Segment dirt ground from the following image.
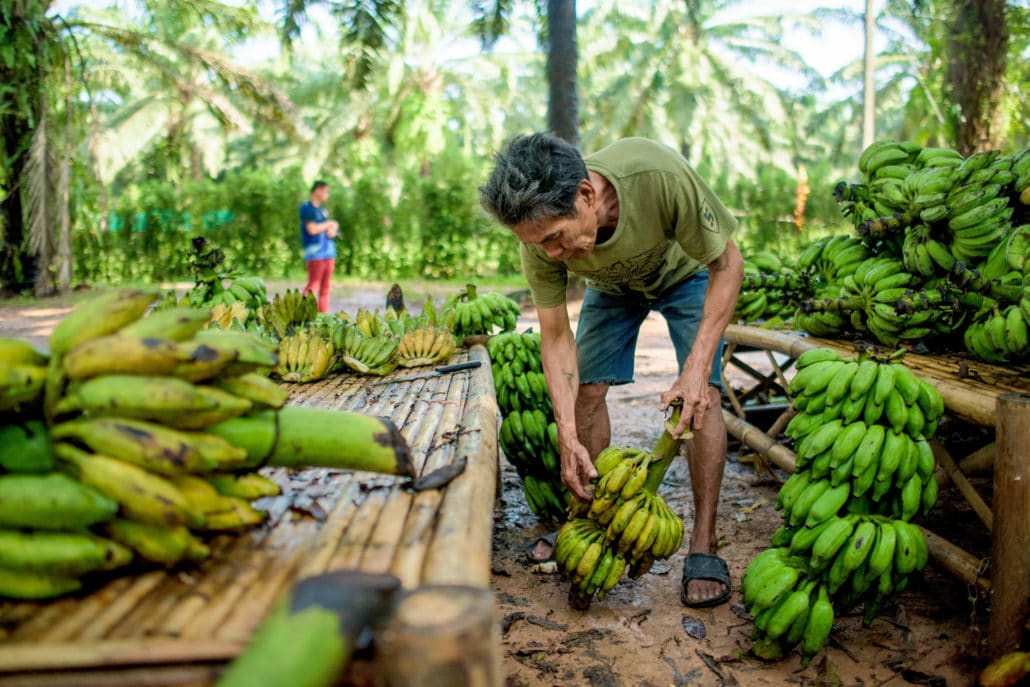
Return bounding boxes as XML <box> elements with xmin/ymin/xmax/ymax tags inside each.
<box><xmin>0</xmin><ymin>284</ymin><xmax>992</xmax><ymax>687</ymax></box>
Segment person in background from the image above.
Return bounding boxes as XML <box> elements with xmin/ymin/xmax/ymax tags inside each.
<box><xmin>300</xmin><ymin>180</ymin><xmax>338</xmax><ymax>313</ymax></box>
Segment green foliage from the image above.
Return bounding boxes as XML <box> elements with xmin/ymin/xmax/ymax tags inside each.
<box><xmin>72</xmin><ymin>159</ymin><xmax>523</xmax><ymax>285</ymax></box>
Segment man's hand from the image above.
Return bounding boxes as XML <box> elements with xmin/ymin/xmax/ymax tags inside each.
<box><xmin>559</xmin><ymin>433</ymin><xmax>597</xmax><ymax>501</ymax></box>
<box><xmin>327</xmin><ymin>221</ymin><xmax>339</xmax><ymax>238</ymax></box>
<box><xmin>660</xmin><ymin>365</ymin><xmax>711</xmax><ymax>437</ymax></box>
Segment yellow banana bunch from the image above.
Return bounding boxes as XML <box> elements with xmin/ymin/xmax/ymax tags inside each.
<box><xmin>208</xmin><ymin>301</ymin><xmax>250</xmax><ymax>330</ymax></box>
<box><xmin>396</xmin><ymin>324</ymin><xmax>456</xmax><ymax>367</ymax></box>
<box><xmin>273</xmin><ymin>329</ymin><xmax>336</xmax><ymax>383</ymax></box>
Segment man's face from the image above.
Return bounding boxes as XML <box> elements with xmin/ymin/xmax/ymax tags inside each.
<box><xmin>314</xmin><ymin>186</ymin><xmax>330</xmax><ymax>204</ymax></box>
<box><xmin>511</xmin><ymin>183</ymin><xmax>598</xmax><ymax>261</ymax></box>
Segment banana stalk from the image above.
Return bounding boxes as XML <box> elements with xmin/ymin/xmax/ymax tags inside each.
<box><xmin>643</xmin><ymin>405</ymin><xmax>685</xmax><ymax>494</ymax></box>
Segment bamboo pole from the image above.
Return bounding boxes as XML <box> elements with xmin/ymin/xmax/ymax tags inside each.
<box><xmin>958</xmin><ymin>442</ymin><xmax>995</xmax><ymax>475</ymax></box>
<box><xmin>930</xmin><ymin>439</ymin><xmax>993</xmax><ymax>530</ymax></box>
<box><xmin>360</xmin><ymin>490</ymin><xmax>414</xmax><ymax>575</ymax></box>
<box><xmin>987</xmin><ymin>393</ymin><xmax>1030</xmax><ymax>656</ymax></box>
<box><xmin>296</xmin><ymin>478</ymin><xmax>361</xmax><ymax>578</ymax></box>
<box><xmin>421</xmin><ymin>346</ymin><xmax>498</xmax><ymax>588</ymax></box>
<box><xmin>918</xmin><ymin>527</ymin><xmax>990</xmax><ymax>593</ymax></box>
<box><xmin>0</xmin><ymin>638</ymin><xmax>242</xmax><ymax>673</ymax></box>
<box><xmin>721</xmin><ymin>408</ymin><xmax>797</xmax><ymax>473</ymax></box>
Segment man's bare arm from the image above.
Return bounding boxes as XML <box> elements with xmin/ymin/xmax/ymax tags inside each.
<box><xmin>538</xmin><ymin>303</ymin><xmax>596</xmax><ymax>500</ymax></box>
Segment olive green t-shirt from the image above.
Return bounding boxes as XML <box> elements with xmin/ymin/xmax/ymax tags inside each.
<box><xmin>520</xmin><ymin>138</ymin><xmax>737</xmax><ymax>308</ymax></box>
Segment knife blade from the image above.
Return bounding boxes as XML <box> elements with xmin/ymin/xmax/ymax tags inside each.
<box><xmin>367</xmin><ymin>360</ymin><xmax>482</xmax><ymax>386</ymax></box>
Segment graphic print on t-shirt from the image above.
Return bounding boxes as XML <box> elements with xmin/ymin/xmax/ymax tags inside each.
<box><xmin>573</xmin><ymin>244</ymin><xmax>668</xmax><ymax>292</ymax></box>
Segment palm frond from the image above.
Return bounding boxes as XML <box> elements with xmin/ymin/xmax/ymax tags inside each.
<box><xmin>469</xmin><ymin>0</ymin><xmax>515</xmax><ymax>50</ymax></box>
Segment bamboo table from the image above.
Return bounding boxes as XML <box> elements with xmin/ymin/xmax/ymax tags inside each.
<box><xmin>719</xmin><ymin>325</ymin><xmax>1030</xmax><ymax>646</ymax></box>
<box><xmin>0</xmin><ymin>345</ymin><xmax>500</xmax><ymax>686</ymax></box>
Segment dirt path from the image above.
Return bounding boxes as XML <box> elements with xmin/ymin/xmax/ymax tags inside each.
<box><xmin>0</xmin><ymin>286</ymin><xmax>986</xmax><ymax>686</ymax></box>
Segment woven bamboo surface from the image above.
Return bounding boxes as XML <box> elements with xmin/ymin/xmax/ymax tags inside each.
<box><xmin>724</xmin><ymin>324</ymin><xmax>1030</xmax><ymax>427</ymax></box>
<box><xmin>0</xmin><ymin>345</ymin><xmax>499</xmax><ymax>685</ymax></box>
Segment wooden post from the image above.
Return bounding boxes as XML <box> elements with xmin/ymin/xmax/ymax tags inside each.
<box><xmin>987</xmin><ymin>393</ymin><xmax>1030</xmax><ymax>657</ymax></box>
<box><xmin>373</xmin><ymin>585</ymin><xmax>501</xmax><ymax>687</ymax></box>
<box><xmin>930</xmin><ymin>439</ymin><xmax>993</xmax><ymax>530</ymax></box>
<box><xmin>959</xmin><ymin>441</ymin><xmax>996</xmax><ymax>475</ymax></box>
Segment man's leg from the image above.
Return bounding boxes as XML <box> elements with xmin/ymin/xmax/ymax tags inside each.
<box><xmin>657</xmin><ymin>272</ymin><xmax>729</xmax><ymax>605</ymax></box>
<box><xmin>317</xmin><ymin>258</ymin><xmax>335</xmax><ymax>313</ymax></box>
<box><xmin>574</xmin><ymin>288</ymin><xmax>649</xmax><ymax>460</ymax></box>
<box><xmin>575</xmin><ymin>383</ymin><xmax>610</xmax><ymax>459</ymax></box>
<box><xmin>682</xmin><ymin>386</ymin><xmax>728</xmax><ymax>603</ymax></box>
<box><xmin>302</xmin><ymin>259</ymin><xmax>320</xmax><ymax>299</ymax></box>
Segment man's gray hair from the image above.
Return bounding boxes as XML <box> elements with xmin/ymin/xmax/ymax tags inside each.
<box><xmin>479</xmin><ymin>133</ymin><xmax>588</xmax><ymax>227</ymax></box>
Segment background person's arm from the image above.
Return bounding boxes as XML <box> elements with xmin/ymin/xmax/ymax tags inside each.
<box><xmin>538</xmin><ymin>303</ymin><xmax>597</xmax><ymax>500</ymax></box>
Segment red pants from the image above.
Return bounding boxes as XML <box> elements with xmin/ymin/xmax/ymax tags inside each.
<box><xmin>303</xmin><ymin>258</ymin><xmax>334</xmax><ymax>313</ymax></box>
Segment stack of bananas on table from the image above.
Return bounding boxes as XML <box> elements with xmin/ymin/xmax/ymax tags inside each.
<box><xmin>0</xmin><ymin>338</ymin><xmax>48</xmax><ymax>412</ymax></box>
<box><xmin>257</xmin><ymin>289</ymin><xmax>319</xmax><ymax>339</ymax></box>
<box><xmin>0</xmin><ymin>290</ymin><xmax>414</xmax><ymax>600</ymax></box>
<box><xmin>734</xmin><ymin>252</ymin><xmax>808</xmax><ymax>327</ymax></box>
<box><xmin>392</xmin><ymin>297</ymin><xmax>457</xmax><ymax>367</ymax></box>
<box><xmin>395</xmin><ymin>323</ymin><xmax>456</xmax><ymax>368</ymax></box>
<box><xmin>444</xmin><ymin>284</ymin><xmax>520</xmax><ymax>339</ymax></box>
<box><xmin>153</xmin><ymin>237</ymin><xmax>269</xmax><ymax>326</ymax></box>
<box><xmin>272</xmin><ymin>327</ymin><xmax>336</xmax><ymax>382</ymax></box>
<box><xmin>556</xmin><ymin>406</ymin><xmax>686</xmax><ymax>609</ymax></box>
<box><xmin>741</xmin><ymin>347</ymin><xmax>943</xmax><ymax>664</ymax></box>
<box><xmin>733</xmin><ymin>142</ymin><xmax>1030</xmax><ymax>363</ymax></box>
<box><xmin>487</xmin><ymin>331</ymin><xmax>569</xmax><ymax>524</ymax></box>
<box><xmin>335</xmin><ymin>324</ymin><xmax>399</xmax><ymax>376</ymax></box>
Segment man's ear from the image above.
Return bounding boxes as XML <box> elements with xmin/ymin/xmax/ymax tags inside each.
<box><xmin>578</xmin><ymin>178</ymin><xmax>596</xmax><ymax>207</ymax></box>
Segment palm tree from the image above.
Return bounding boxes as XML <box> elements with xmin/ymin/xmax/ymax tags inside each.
<box><xmin>0</xmin><ymin>0</ymin><xmax>305</xmax><ymax>294</ymax></box>
<box><xmin>576</xmin><ymin>0</ymin><xmax>823</xmax><ymax>180</ymax></box>
<box><xmin>946</xmin><ymin>0</ymin><xmax>1008</xmax><ymax>153</ymax></box>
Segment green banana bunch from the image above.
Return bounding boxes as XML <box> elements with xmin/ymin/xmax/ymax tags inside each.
<box><xmin>963</xmin><ymin>304</ymin><xmax>1029</xmax><ymax>363</ymax></box>
<box><xmin>257</xmin><ymin>289</ymin><xmax>319</xmax><ymax>339</ymax></box>
<box><xmin>554</xmin><ymin>517</ymin><xmax>627</xmax><ymax>609</ymax></box>
<box><xmin>444</xmin><ymin>284</ymin><xmax>520</xmax><ymax>338</ymax></box>
<box><xmin>338</xmin><ymin>329</ymin><xmax>399</xmax><ymax>376</ymax></box>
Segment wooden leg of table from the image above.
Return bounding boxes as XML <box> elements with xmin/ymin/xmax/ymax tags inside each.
<box><xmin>987</xmin><ymin>393</ymin><xmax>1030</xmax><ymax>657</ymax></box>
<box><xmin>958</xmin><ymin>441</ymin><xmax>996</xmax><ymax>475</ymax></box>
<box><xmin>930</xmin><ymin>439</ymin><xmax>993</xmax><ymax>531</ymax></box>
<box><xmin>765</xmin><ymin>349</ymin><xmax>790</xmax><ymax>395</ymax></box>
<box><xmin>374</xmin><ymin>585</ymin><xmax>501</xmax><ymax>687</ymax></box>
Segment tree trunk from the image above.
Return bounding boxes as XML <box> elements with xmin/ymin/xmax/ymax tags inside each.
<box><xmin>546</xmin><ymin>0</ymin><xmax>578</xmax><ymax>147</ymax></box>
<box><xmin>947</xmin><ymin>0</ymin><xmax>1008</xmax><ymax>155</ymax></box>
<box><xmin>862</xmin><ymin>0</ymin><xmax>875</xmax><ymax>149</ymax></box>
<box><xmin>57</xmin><ymin>42</ymin><xmax>73</xmax><ymax>293</ymax></box>
<box><xmin>0</xmin><ymin>119</ymin><xmax>32</xmax><ymax>294</ymax></box>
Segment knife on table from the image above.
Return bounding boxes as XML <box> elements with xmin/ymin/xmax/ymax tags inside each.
<box><xmin>367</xmin><ymin>360</ymin><xmax>482</xmax><ymax>386</ymax></box>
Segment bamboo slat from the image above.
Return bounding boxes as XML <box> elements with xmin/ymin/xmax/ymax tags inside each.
<box><xmin>0</xmin><ymin>638</ymin><xmax>242</xmax><ymax>673</ymax></box>
<box><xmin>422</xmin><ymin>347</ymin><xmax>498</xmax><ymax>588</ymax></box>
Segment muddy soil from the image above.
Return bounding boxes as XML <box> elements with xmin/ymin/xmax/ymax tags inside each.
<box><xmin>0</xmin><ymin>284</ymin><xmax>989</xmax><ymax>687</ymax></box>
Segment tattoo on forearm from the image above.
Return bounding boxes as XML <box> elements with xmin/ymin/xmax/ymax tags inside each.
<box><xmin>710</xmin><ymin>252</ymin><xmax>730</xmax><ymax>272</ymax></box>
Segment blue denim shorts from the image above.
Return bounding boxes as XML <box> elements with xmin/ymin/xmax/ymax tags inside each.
<box><xmin>575</xmin><ymin>271</ymin><xmax>724</xmax><ymax>388</ymax></box>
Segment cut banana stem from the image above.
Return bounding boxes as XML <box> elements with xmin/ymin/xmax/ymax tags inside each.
<box><xmin>644</xmin><ymin>404</ymin><xmax>685</xmax><ymax>494</ymax></box>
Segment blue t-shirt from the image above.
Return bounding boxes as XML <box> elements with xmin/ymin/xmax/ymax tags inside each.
<box><xmin>299</xmin><ymin>201</ymin><xmax>336</xmax><ymax>261</ymax></box>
